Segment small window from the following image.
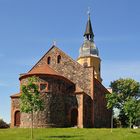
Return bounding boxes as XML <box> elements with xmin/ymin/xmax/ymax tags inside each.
<box><xmin>57</xmin><ymin>55</ymin><xmax>61</xmax><ymax>64</ymax></box>
<box><xmin>47</xmin><ymin>57</ymin><xmax>51</xmax><ymax>64</ymax></box>
<box><xmin>40</xmin><ymin>83</ymin><xmax>48</xmax><ymax>92</ymax></box>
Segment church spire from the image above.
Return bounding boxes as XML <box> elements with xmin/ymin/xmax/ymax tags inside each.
<box><xmin>84</xmin><ymin>9</ymin><xmax>94</xmax><ymax>41</ymax></box>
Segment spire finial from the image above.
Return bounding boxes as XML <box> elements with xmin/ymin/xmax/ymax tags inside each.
<box><xmin>84</xmin><ymin>7</ymin><xmax>94</xmax><ymax>40</ymax></box>
<box><xmin>87</xmin><ymin>7</ymin><xmax>91</xmax><ymax>20</ymax></box>
<box><xmin>53</xmin><ymin>40</ymin><xmax>57</xmax><ymax>46</ymax></box>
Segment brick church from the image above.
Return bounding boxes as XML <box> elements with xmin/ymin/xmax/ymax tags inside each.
<box><xmin>10</xmin><ymin>14</ymin><xmax>111</xmax><ymax>128</ymax></box>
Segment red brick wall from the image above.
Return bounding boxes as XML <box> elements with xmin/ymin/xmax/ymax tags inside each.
<box><xmin>94</xmin><ymin>79</ymin><xmax>111</xmax><ymax>128</ymax></box>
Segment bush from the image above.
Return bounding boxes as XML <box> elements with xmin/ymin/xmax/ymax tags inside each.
<box><xmin>0</xmin><ymin>119</ymin><xmax>9</xmax><ymax>128</ymax></box>
<box><xmin>113</xmin><ymin>118</ymin><xmax>121</xmax><ymax>128</ymax></box>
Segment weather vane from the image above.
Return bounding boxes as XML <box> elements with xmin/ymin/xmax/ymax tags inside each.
<box><xmin>87</xmin><ymin>7</ymin><xmax>91</xmax><ymax>17</ymax></box>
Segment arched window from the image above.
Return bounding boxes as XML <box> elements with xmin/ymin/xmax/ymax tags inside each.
<box><xmin>57</xmin><ymin>55</ymin><xmax>61</xmax><ymax>64</ymax></box>
<box><xmin>47</xmin><ymin>56</ymin><xmax>51</xmax><ymax>64</ymax></box>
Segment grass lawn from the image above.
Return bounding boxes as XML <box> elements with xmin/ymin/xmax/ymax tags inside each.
<box><xmin>0</xmin><ymin>128</ymin><xmax>140</xmax><ymax>140</ymax></box>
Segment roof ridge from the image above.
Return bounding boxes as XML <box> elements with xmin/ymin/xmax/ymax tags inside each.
<box><xmin>28</xmin><ymin>45</ymin><xmax>56</xmax><ymax>73</ymax></box>
<box><xmin>29</xmin><ymin>45</ymin><xmax>85</xmax><ymax>73</ymax></box>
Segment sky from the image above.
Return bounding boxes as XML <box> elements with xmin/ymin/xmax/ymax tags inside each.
<box><xmin>0</xmin><ymin>0</ymin><xmax>140</xmax><ymax>123</ymax></box>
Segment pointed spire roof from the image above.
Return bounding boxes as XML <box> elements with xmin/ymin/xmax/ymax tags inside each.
<box><xmin>84</xmin><ymin>12</ymin><xmax>94</xmax><ymax>38</ymax></box>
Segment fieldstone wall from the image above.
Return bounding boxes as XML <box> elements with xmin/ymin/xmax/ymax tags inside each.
<box><xmin>11</xmin><ymin>98</ymin><xmax>20</xmax><ymax>110</ymax></box>
<box><xmin>28</xmin><ymin>46</ymin><xmax>96</xmax><ymax>127</ymax></box>
<box><xmin>11</xmin><ymin>98</ymin><xmax>20</xmax><ymax>127</ymax></box>
<box><xmin>94</xmin><ymin>79</ymin><xmax>111</xmax><ymax>128</ymax></box>
<box><xmin>31</xmin><ymin>46</ymin><xmax>93</xmax><ymax>96</ymax></box>
<box><xmin>20</xmin><ymin>75</ymin><xmax>77</xmax><ymax>128</ymax></box>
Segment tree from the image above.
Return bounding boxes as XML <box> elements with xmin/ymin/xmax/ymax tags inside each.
<box><xmin>0</xmin><ymin>119</ymin><xmax>9</xmax><ymax>128</ymax></box>
<box><xmin>110</xmin><ymin>78</ymin><xmax>140</xmax><ymax>105</ymax></box>
<box><xmin>106</xmin><ymin>92</ymin><xmax>119</xmax><ymax>132</ymax></box>
<box><xmin>20</xmin><ymin>76</ymin><xmax>44</xmax><ymax>140</ymax></box>
<box><xmin>123</xmin><ymin>98</ymin><xmax>140</xmax><ymax>128</ymax></box>
<box><xmin>109</xmin><ymin>78</ymin><xmax>140</xmax><ymax>127</ymax></box>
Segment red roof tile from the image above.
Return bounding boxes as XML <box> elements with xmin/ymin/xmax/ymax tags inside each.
<box><xmin>28</xmin><ymin>64</ymin><xmax>59</xmax><ymax>75</ymax></box>
<box><xmin>19</xmin><ymin>64</ymin><xmax>74</xmax><ymax>85</ymax></box>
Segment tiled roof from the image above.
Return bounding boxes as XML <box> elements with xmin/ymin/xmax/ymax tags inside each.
<box><xmin>28</xmin><ymin>64</ymin><xmax>59</xmax><ymax>75</ymax></box>
<box><xmin>19</xmin><ymin>64</ymin><xmax>74</xmax><ymax>85</ymax></box>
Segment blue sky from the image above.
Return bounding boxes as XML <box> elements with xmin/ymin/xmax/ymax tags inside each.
<box><xmin>0</xmin><ymin>0</ymin><xmax>140</xmax><ymax>123</ymax></box>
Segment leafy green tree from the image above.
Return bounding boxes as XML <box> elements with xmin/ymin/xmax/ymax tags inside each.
<box><xmin>110</xmin><ymin>78</ymin><xmax>140</xmax><ymax>105</ymax></box>
<box><xmin>106</xmin><ymin>92</ymin><xmax>119</xmax><ymax>132</ymax></box>
<box><xmin>123</xmin><ymin>98</ymin><xmax>140</xmax><ymax>128</ymax></box>
<box><xmin>20</xmin><ymin>76</ymin><xmax>44</xmax><ymax>139</ymax></box>
<box><xmin>118</xmin><ymin>110</ymin><xmax>128</xmax><ymax>127</ymax></box>
<box><xmin>109</xmin><ymin>78</ymin><xmax>140</xmax><ymax>127</ymax></box>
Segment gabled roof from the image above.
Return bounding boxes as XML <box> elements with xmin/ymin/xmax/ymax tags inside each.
<box><xmin>29</xmin><ymin>45</ymin><xmax>84</xmax><ymax>73</ymax></box>
<box><xmin>28</xmin><ymin>45</ymin><xmax>56</xmax><ymax>73</ymax></box>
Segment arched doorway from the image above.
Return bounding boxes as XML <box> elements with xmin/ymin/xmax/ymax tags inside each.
<box><xmin>14</xmin><ymin>111</ymin><xmax>20</xmax><ymax>127</ymax></box>
<box><xmin>71</xmin><ymin>108</ymin><xmax>78</xmax><ymax>127</ymax></box>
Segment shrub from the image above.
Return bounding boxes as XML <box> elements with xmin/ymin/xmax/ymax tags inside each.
<box><xmin>0</xmin><ymin>119</ymin><xmax>9</xmax><ymax>128</ymax></box>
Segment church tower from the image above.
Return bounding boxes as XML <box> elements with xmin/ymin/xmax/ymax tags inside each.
<box><xmin>77</xmin><ymin>12</ymin><xmax>102</xmax><ymax>82</ymax></box>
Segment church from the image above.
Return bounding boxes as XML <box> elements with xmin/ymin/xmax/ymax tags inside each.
<box><xmin>10</xmin><ymin>13</ymin><xmax>111</xmax><ymax>128</ymax></box>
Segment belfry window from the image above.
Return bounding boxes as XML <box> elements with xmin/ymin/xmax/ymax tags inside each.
<box><xmin>47</xmin><ymin>56</ymin><xmax>51</xmax><ymax>64</ymax></box>
<box><xmin>57</xmin><ymin>55</ymin><xmax>61</xmax><ymax>64</ymax></box>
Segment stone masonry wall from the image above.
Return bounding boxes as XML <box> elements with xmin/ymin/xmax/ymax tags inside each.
<box><xmin>31</xmin><ymin>46</ymin><xmax>93</xmax><ymax>96</ymax></box>
<box><xmin>11</xmin><ymin>98</ymin><xmax>20</xmax><ymax>127</ymax></box>
<box><xmin>20</xmin><ymin>75</ymin><xmax>77</xmax><ymax>128</ymax></box>
<box><xmin>28</xmin><ymin>46</ymin><xmax>95</xmax><ymax>127</ymax></box>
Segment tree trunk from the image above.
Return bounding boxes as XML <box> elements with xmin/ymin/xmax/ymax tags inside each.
<box><xmin>130</xmin><ymin>117</ymin><xmax>132</xmax><ymax>129</ymax></box>
<box><xmin>31</xmin><ymin>111</ymin><xmax>34</xmax><ymax>140</ymax></box>
<box><xmin>111</xmin><ymin>110</ymin><xmax>113</xmax><ymax>132</ymax></box>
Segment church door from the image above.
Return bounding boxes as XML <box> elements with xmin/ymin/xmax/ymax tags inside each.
<box><xmin>14</xmin><ymin>111</ymin><xmax>20</xmax><ymax>127</ymax></box>
<box><xmin>71</xmin><ymin>108</ymin><xmax>78</xmax><ymax>127</ymax></box>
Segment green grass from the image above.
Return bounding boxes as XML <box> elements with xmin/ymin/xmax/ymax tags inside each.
<box><xmin>0</xmin><ymin>128</ymin><xmax>140</xmax><ymax>140</ymax></box>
